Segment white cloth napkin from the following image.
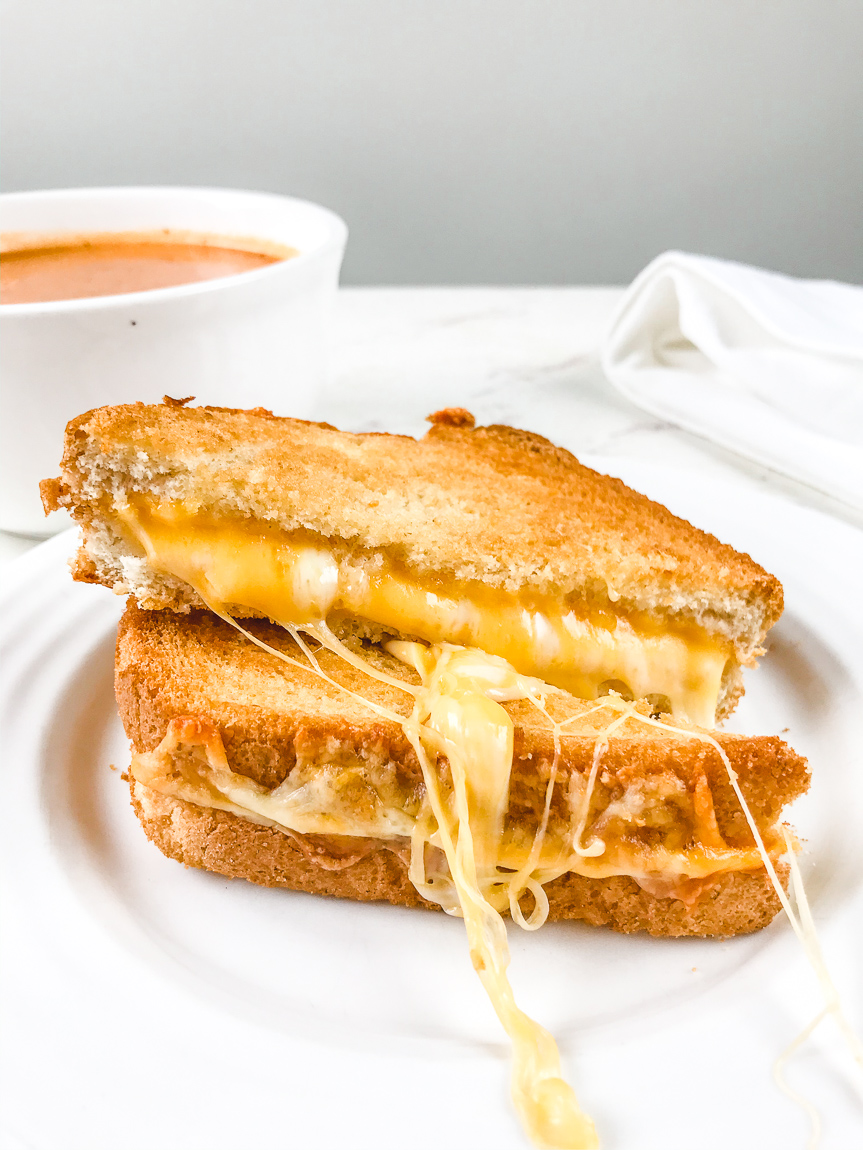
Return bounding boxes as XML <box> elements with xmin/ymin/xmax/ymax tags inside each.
<box><xmin>600</xmin><ymin>251</ymin><xmax>863</xmax><ymax>511</ymax></box>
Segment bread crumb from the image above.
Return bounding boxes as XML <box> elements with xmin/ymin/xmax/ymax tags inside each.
<box><xmin>426</xmin><ymin>407</ymin><xmax>475</xmax><ymax>428</ymax></box>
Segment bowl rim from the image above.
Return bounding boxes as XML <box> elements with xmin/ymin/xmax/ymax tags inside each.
<box><xmin>0</xmin><ymin>185</ymin><xmax>348</xmax><ymax>315</ymax></box>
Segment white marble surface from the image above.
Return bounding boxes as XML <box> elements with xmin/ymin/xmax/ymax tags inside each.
<box><xmin>323</xmin><ymin>289</ymin><xmax>863</xmax><ymax>522</ymax></box>
<box><xmin>2</xmin><ymin>285</ymin><xmax>858</xmax><ymax>567</ymax></box>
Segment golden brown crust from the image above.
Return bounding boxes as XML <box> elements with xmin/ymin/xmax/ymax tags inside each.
<box><xmin>48</xmin><ymin>400</ymin><xmax>783</xmax><ymax>655</ymax></box>
<box><xmin>131</xmin><ymin>781</ymin><xmax>787</xmax><ymax>937</ymax></box>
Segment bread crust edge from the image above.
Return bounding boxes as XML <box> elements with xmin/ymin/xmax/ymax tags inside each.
<box><xmin>131</xmin><ymin>779</ymin><xmax>787</xmax><ymax>939</ymax></box>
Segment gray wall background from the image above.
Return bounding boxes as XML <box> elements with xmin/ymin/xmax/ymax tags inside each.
<box><xmin>3</xmin><ymin>0</ymin><xmax>861</xmax><ymax>285</ymax></box>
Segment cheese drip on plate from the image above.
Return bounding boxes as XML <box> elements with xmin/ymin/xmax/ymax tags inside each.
<box><xmin>388</xmin><ymin>641</ymin><xmax>598</xmax><ymax>1149</ymax></box>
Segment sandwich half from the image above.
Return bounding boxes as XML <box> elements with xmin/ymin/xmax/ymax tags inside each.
<box><xmin>118</xmin><ymin>602</ymin><xmax>808</xmax><ymax>939</ymax></box>
<box><xmin>42</xmin><ymin>400</ymin><xmax>784</xmax><ymax>728</ymax></box>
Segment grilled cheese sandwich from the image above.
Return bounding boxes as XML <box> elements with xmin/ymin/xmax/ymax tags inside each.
<box><xmin>46</xmin><ymin>400</ymin><xmax>803</xmax><ymax>1150</ymax></box>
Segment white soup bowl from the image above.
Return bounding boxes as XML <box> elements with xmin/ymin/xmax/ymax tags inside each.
<box><xmin>0</xmin><ymin>186</ymin><xmax>348</xmax><ymax>535</ymax></box>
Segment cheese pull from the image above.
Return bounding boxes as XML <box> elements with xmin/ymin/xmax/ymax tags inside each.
<box><xmin>396</xmin><ymin>644</ymin><xmax>599</xmax><ymax>1149</ymax></box>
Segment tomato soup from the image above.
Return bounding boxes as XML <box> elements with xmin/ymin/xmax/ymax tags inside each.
<box><xmin>0</xmin><ymin>232</ymin><xmax>297</xmax><ymax>304</ymax></box>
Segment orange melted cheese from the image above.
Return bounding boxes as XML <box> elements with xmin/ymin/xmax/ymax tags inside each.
<box><xmin>116</xmin><ymin>498</ymin><xmax>730</xmax><ymax>727</ymax></box>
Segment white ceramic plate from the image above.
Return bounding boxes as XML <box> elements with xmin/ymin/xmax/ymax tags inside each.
<box><xmin>1</xmin><ymin>460</ymin><xmax>862</xmax><ymax>1150</ymax></box>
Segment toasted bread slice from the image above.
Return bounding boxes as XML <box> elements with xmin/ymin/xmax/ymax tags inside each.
<box><xmin>116</xmin><ymin>603</ymin><xmax>808</xmax><ymax>937</ymax></box>
<box><xmin>44</xmin><ymin>401</ymin><xmax>783</xmax><ymax>724</ymax></box>
<box><xmin>46</xmin><ymin>400</ymin><xmax>782</xmax><ymax>639</ymax></box>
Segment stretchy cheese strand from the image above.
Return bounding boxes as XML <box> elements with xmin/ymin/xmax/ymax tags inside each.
<box><xmin>770</xmin><ymin>828</ymin><xmax>863</xmax><ymax>1150</ymax></box>
<box><xmin>624</xmin><ymin>712</ymin><xmax>863</xmax><ymax>1139</ymax></box>
<box><xmin>401</xmin><ymin>652</ymin><xmax>598</xmax><ymax>1149</ymax></box>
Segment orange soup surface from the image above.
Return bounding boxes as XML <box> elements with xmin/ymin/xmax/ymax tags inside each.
<box><xmin>0</xmin><ymin>232</ymin><xmax>296</xmax><ymax>304</ymax></box>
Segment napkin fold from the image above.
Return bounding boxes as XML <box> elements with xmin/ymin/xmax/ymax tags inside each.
<box><xmin>600</xmin><ymin>251</ymin><xmax>863</xmax><ymax>511</ymax></box>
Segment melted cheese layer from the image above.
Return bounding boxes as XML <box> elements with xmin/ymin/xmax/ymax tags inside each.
<box><xmin>131</xmin><ymin>705</ymin><xmax>772</xmax><ymax>898</ymax></box>
<box><xmin>115</xmin><ymin>499</ymin><xmax>730</xmax><ymax>727</ymax></box>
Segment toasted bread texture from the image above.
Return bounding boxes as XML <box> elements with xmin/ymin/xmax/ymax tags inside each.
<box><xmin>45</xmin><ymin>401</ymin><xmax>782</xmax><ymax>669</ymax></box>
<box><xmin>116</xmin><ymin>604</ymin><xmax>808</xmax><ymax>937</ymax></box>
